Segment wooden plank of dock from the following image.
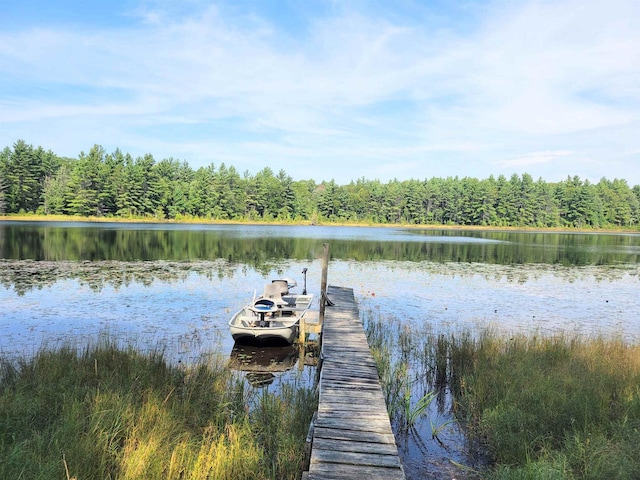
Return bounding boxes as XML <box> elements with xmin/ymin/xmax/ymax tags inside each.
<box><xmin>306</xmin><ymin>285</ymin><xmax>405</xmax><ymax>480</ymax></box>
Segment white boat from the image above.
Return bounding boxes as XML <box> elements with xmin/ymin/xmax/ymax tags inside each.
<box><xmin>228</xmin><ymin>270</ymin><xmax>314</xmax><ymax>345</ymax></box>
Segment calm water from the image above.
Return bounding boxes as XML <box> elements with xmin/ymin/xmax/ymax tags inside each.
<box><xmin>1</xmin><ymin>221</ymin><xmax>639</xmax><ymax>479</ymax></box>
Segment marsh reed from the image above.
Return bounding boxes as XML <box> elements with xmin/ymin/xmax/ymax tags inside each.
<box><xmin>364</xmin><ymin>307</ymin><xmax>640</xmax><ymax>480</ymax></box>
<box><xmin>0</xmin><ymin>341</ymin><xmax>317</xmax><ymax>480</ymax></box>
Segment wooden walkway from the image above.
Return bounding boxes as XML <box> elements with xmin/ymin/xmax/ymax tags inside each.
<box><xmin>304</xmin><ymin>285</ymin><xmax>405</xmax><ymax>480</ymax></box>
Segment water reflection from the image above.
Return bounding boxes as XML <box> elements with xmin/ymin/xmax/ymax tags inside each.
<box><xmin>1</xmin><ymin>257</ymin><xmax>637</xmax><ymax>297</ymax></box>
<box><xmin>2</xmin><ymin>259</ymin><xmax>637</xmax><ymax>363</ymax></box>
<box><xmin>1</xmin><ymin>221</ymin><xmax>638</xmax><ymax>265</ymax></box>
<box><xmin>227</xmin><ymin>342</ymin><xmax>320</xmax><ymax>388</ymax></box>
<box><xmin>228</xmin><ymin>344</ymin><xmax>299</xmax><ymax>387</ymax></box>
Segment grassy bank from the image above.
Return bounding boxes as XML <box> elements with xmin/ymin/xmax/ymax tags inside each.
<box><xmin>365</xmin><ymin>314</ymin><xmax>640</xmax><ymax>480</ymax></box>
<box><xmin>2</xmin><ymin>213</ymin><xmax>638</xmax><ymax>233</ymax></box>
<box><xmin>0</xmin><ymin>342</ymin><xmax>317</xmax><ymax>480</ymax></box>
<box><xmin>450</xmin><ymin>332</ymin><xmax>640</xmax><ymax>479</ymax></box>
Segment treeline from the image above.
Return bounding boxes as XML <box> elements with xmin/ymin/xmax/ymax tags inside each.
<box><xmin>1</xmin><ymin>140</ymin><xmax>639</xmax><ymax>228</ymax></box>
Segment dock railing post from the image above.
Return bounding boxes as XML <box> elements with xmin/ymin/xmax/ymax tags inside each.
<box><xmin>298</xmin><ymin>315</ymin><xmax>306</xmax><ymax>346</ymax></box>
<box><xmin>319</xmin><ymin>243</ymin><xmax>329</xmax><ymax>324</ymax></box>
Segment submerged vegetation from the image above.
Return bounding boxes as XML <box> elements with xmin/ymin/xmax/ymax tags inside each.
<box><xmin>0</xmin><ymin>341</ymin><xmax>317</xmax><ymax>480</ymax></box>
<box><xmin>365</xmin><ymin>311</ymin><xmax>640</xmax><ymax>480</ymax></box>
<box><xmin>2</xmin><ymin>139</ymin><xmax>639</xmax><ymax>228</ymax></box>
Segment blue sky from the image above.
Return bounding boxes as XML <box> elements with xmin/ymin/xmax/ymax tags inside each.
<box><xmin>1</xmin><ymin>0</ymin><xmax>639</xmax><ymax>185</ymax></box>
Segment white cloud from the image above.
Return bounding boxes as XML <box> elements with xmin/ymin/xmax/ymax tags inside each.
<box><xmin>460</xmin><ymin>1</ymin><xmax>640</xmax><ymax>135</ymax></box>
<box><xmin>499</xmin><ymin>151</ymin><xmax>574</xmax><ymax>169</ymax></box>
<box><xmin>0</xmin><ymin>0</ymin><xmax>639</xmax><ymax>184</ymax></box>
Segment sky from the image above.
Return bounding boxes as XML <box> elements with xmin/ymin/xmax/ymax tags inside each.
<box><xmin>1</xmin><ymin>0</ymin><xmax>639</xmax><ymax>185</ymax></box>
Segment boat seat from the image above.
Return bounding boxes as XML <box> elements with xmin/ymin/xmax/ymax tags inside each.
<box><xmin>249</xmin><ymin>298</ymin><xmax>277</xmax><ymax>313</ymax></box>
<box><xmin>262</xmin><ymin>283</ymin><xmax>289</xmax><ymax>307</ymax></box>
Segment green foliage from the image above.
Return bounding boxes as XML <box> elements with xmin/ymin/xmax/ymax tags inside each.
<box><xmin>0</xmin><ymin>163</ymin><xmax>7</xmax><ymax>215</ymax></box>
<box><xmin>249</xmin><ymin>383</ymin><xmax>318</xmax><ymax>478</ymax></box>
<box><xmin>0</xmin><ymin>342</ymin><xmax>316</xmax><ymax>480</ymax></box>
<box><xmin>42</xmin><ymin>161</ymin><xmax>72</xmax><ymax>214</ymax></box>
<box><xmin>2</xmin><ymin>140</ymin><xmax>639</xmax><ymax>228</ymax></box>
<box><xmin>488</xmin><ymin>459</ymin><xmax>570</xmax><ymax>480</ymax></box>
<box><xmin>65</xmin><ymin>145</ymin><xmax>110</xmax><ymax>216</ymax></box>
<box><xmin>364</xmin><ymin>308</ymin><xmax>640</xmax><ymax>480</ymax></box>
<box><xmin>0</xmin><ymin>140</ymin><xmax>61</xmax><ymax>214</ymax></box>
<box><xmin>448</xmin><ymin>334</ymin><xmax>640</xmax><ymax>480</ymax></box>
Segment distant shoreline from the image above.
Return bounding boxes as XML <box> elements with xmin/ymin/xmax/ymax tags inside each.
<box><xmin>2</xmin><ymin>213</ymin><xmax>638</xmax><ymax>234</ymax></box>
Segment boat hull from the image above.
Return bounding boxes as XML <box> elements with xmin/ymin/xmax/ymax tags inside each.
<box><xmin>229</xmin><ymin>324</ymin><xmax>299</xmax><ymax>345</ymax></box>
<box><xmin>228</xmin><ymin>293</ymin><xmax>314</xmax><ymax>346</ymax></box>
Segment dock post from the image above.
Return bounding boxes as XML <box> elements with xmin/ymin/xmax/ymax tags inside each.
<box><xmin>298</xmin><ymin>315</ymin><xmax>306</xmax><ymax>345</ymax></box>
<box><xmin>319</xmin><ymin>243</ymin><xmax>329</xmax><ymax>324</ymax></box>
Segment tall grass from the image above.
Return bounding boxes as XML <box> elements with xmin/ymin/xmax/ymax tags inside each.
<box><xmin>366</xmin><ymin>312</ymin><xmax>435</xmax><ymax>432</ymax></box>
<box><xmin>450</xmin><ymin>332</ymin><xmax>640</xmax><ymax>480</ymax></box>
<box><xmin>364</xmin><ymin>308</ymin><xmax>640</xmax><ymax>480</ymax></box>
<box><xmin>0</xmin><ymin>341</ymin><xmax>317</xmax><ymax>480</ymax></box>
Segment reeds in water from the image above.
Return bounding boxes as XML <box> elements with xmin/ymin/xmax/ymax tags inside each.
<box><xmin>364</xmin><ymin>306</ymin><xmax>640</xmax><ymax>480</ymax></box>
<box><xmin>365</xmin><ymin>312</ymin><xmax>436</xmax><ymax>432</ymax></box>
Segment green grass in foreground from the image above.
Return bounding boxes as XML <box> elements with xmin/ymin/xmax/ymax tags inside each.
<box><xmin>451</xmin><ymin>333</ymin><xmax>640</xmax><ymax>480</ymax></box>
<box><xmin>365</xmin><ymin>312</ymin><xmax>640</xmax><ymax>480</ymax></box>
<box><xmin>0</xmin><ymin>342</ymin><xmax>317</xmax><ymax>480</ymax></box>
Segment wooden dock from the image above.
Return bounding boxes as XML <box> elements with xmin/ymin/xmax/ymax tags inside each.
<box><xmin>303</xmin><ymin>285</ymin><xmax>405</xmax><ymax>480</ymax></box>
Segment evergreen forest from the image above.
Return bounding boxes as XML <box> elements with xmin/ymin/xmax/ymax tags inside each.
<box><xmin>1</xmin><ymin>140</ymin><xmax>639</xmax><ymax>229</ymax></box>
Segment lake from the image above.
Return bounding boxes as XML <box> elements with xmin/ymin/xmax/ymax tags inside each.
<box><xmin>1</xmin><ymin>221</ymin><xmax>639</xmax><ymax>478</ymax></box>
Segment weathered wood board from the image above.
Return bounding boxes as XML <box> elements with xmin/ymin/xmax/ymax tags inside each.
<box><xmin>306</xmin><ymin>285</ymin><xmax>405</xmax><ymax>480</ymax></box>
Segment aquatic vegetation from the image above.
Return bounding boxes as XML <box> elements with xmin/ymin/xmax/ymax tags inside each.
<box><xmin>365</xmin><ymin>306</ymin><xmax>640</xmax><ymax>480</ymax></box>
<box><xmin>0</xmin><ymin>341</ymin><xmax>317</xmax><ymax>480</ymax></box>
<box><xmin>452</xmin><ymin>333</ymin><xmax>640</xmax><ymax>480</ymax></box>
<box><xmin>366</xmin><ymin>312</ymin><xmax>450</xmax><ymax>442</ymax></box>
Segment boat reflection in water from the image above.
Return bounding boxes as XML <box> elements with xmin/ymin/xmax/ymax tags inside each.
<box><xmin>228</xmin><ymin>343</ymin><xmax>299</xmax><ymax>387</ymax></box>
